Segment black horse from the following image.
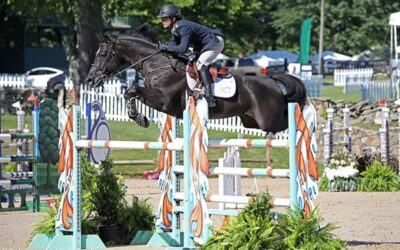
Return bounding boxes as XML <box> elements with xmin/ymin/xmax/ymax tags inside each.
<box><xmin>86</xmin><ymin>32</ymin><xmax>307</xmax><ymax>133</ymax></box>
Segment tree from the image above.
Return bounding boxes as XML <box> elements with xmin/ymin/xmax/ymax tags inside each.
<box><xmin>119</xmin><ymin>0</ymin><xmax>272</xmax><ymax>56</ymax></box>
<box><xmin>5</xmin><ymin>0</ymin><xmax>109</xmax><ymax>102</ymax></box>
<box><xmin>4</xmin><ymin>0</ymin><xmax>399</xmax><ymax>90</ymax></box>
<box><xmin>271</xmin><ymin>0</ymin><xmax>400</xmax><ymax>55</ymax></box>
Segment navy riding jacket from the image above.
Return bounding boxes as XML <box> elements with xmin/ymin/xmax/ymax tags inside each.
<box><xmin>165</xmin><ymin>19</ymin><xmax>223</xmax><ymax>54</ymax></box>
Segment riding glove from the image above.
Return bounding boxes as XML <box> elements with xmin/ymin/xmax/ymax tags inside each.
<box><xmin>159</xmin><ymin>42</ymin><xmax>169</xmax><ymax>52</ymax></box>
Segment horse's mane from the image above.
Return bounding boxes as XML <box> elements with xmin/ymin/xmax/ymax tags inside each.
<box><xmin>122</xmin><ymin>22</ymin><xmax>160</xmax><ymax>50</ymax></box>
<box><xmin>131</xmin><ymin>22</ymin><xmax>159</xmax><ymax>43</ymax></box>
<box><xmin>102</xmin><ymin>22</ymin><xmax>159</xmax><ymax>49</ymax></box>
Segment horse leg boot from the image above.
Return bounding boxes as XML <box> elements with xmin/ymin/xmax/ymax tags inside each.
<box><xmin>199</xmin><ymin>65</ymin><xmax>216</xmax><ymax>108</ymax></box>
<box><xmin>126</xmin><ymin>97</ymin><xmax>149</xmax><ymax>128</ymax></box>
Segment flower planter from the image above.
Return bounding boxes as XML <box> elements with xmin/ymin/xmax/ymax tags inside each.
<box><xmin>328</xmin><ymin>177</ymin><xmax>358</xmax><ymax>191</ymax></box>
<box><xmin>99</xmin><ymin>225</ymin><xmax>121</xmax><ymax>244</ymax></box>
<box><xmin>324</xmin><ymin>166</ymin><xmax>359</xmax><ymax>192</ymax></box>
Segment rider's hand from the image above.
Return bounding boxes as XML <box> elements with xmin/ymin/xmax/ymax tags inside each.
<box><xmin>159</xmin><ymin>42</ymin><xmax>168</xmax><ymax>52</ymax></box>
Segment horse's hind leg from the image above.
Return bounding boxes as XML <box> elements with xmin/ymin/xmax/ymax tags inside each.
<box><xmin>124</xmin><ymin>87</ymin><xmax>149</xmax><ymax>128</ymax></box>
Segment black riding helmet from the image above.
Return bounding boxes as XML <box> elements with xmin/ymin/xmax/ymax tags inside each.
<box><xmin>158</xmin><ymin>4</ymin><xmax>182</xmax><ymax>19</ymax></box>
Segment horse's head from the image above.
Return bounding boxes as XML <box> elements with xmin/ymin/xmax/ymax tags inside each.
<box><xmin>86</xmin><ymin>33</ymin><xmax>120</xmax><ymax>88</ymax></box>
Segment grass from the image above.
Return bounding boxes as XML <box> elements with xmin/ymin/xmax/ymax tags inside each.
<box><xmin>320</xmin><ymin>74</ymin><xmax>390</xmax><ymax>103</ymax></box>
<box><xmin>320</xmin><ymin>85</ymin><xmax>361</xmax><ymax>102</ymax></box>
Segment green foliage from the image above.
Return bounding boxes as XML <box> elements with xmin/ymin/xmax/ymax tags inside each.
<box><xmin>358</xmin><ymin>161</ymin><xmax>400</xmax><ymax>192</ymax></box>
<box><xmin>81</xmin><ymin>150</ymin><xmax>101</xmax><ymax>234</ymax></box>
<box><xmin>356</xmin><ymin>148</ymin><xmax>399</xmax><ymax>175</ymax></box>
<box><xmin>320</xmin><ymin>108</ymin><xmax>327</xmax><ymax>120</ymax></box>
<box><xmin>3</xmin><ymin>164</ymin><xmax>17</xmax><ymax>172</ymax></box>
<box><xmin>279</xmin><ymin>208</ymin><xmax>345</xmax><ymax>250</ymax></box>
<box><xmin>319</xmin><ymin>176</ymin><xmax>330</xmax><ymax>192</ymax></box>
<box><xmin>30</xmin><ymin>151</ymin><xmax>155</xmax><ymax>246</ymax></box>
<box><xmin>4</xmin><ymin>0</ymin><xmax>399</xmax><ymax>72</ymax></box>
<box><xmin>116</xmin><ymin>196</ymin><xmax>155</xmax><ymax>244</ymax></box>
<box><xmin>89</xmin><ymin>158</ymin><xmax>125</xmax><ymax>226</ymax></box>
<box><xmin>29</xmin><ymin>195</ymin><xmax>60</xmax><ymax>242</ymax></box>
<box><xmin>203</xmin><ymin>193</ymin><xmax>345</xmax><ymax>250</ymax></box>
<box><xmin>202</xmin><ymin>192</ymin><xmax>281</xmax><ymax>250</ymax></box>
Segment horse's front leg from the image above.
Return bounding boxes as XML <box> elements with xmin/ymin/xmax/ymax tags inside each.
<box><xmin>124</xmin><ymin>86</ymin><xmax>150</xmax><ymax>128</ymax></box>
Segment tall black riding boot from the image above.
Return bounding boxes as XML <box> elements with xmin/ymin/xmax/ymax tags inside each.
<box><xmin>199</xmin><ymin>65</ymin><xmax>216</xmax><ymax>108</ymax></box>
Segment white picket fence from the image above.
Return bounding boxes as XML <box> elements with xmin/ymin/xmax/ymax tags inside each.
<box><xmin>0</xmin><ymin>73</ymin><xmax>75</xmax><ymax>90</ymax></box>
<box><xmin>333</xmin><ymin>68</ymin><xmax>396</xmax><ymax>103</ymax></box>
<box><xmin>301</xmin><ymin>74</ymin><xmax>323</xmax><ymax>97</ymax></box>
<box><xmin>362</xmin><ymin>80</ymin><xmax>396</xmax><ymax>103</ymax></box>
<box><xmin>333</xmin><ymin>68</ymin><xmax>373</xmax><ymax>93</ymax></box>
<box><xmin>0</xmin><ymin>74</ymin><xmax>26</xmax><ymax>89</ymax></box>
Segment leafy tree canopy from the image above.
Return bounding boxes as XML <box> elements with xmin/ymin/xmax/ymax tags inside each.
<box><xmin>2</xmin><ymin>0</ymin><xmax>398</xmax><ymax>87</ymax></box>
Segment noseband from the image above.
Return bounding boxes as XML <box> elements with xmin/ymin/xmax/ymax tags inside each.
<box><xmin>92</xmin><ymin>39</ymin><xmax>162</xmax><ymax>83</ymax></box>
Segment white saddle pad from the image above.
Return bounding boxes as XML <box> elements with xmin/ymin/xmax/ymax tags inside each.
<box><xmin>186</xmin><ymin>66</ymin><xmax>236</xmax><ymax>98</ymax></box>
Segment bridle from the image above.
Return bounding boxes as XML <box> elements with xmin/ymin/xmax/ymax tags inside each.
<box><xmin>91</xmin><ymin>43</ymin><xmax>119</xmax><ymax>77</ymax></box>
<box><xmin>91</xmin><ymin>40</ymin><xmax>162</xmax><ymax>82</ymax></box>
<box><xmin>91</xmin><ymin>36</ymin><xmax>192</xmax><ymax>83</ymax></box>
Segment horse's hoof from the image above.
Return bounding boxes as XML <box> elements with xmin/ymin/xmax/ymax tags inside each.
<box><xmin>135</xmin><ymin>114</ymin><xmax>150</xmax><ymax>128</ymax></box>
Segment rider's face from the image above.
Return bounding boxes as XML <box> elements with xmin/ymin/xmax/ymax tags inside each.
<box><xmin>161</xmin><ymin>17</ymin><xmax>173</xmax><ymax>28</ymax></box>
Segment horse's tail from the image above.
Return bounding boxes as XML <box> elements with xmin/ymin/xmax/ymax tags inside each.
<box><xmin>270</xmin><ymin>74</ymin><xmax>307</xmax><ymax>109</ymax></box>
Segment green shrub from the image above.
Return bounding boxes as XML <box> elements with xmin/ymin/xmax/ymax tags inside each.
<box><xmin>202</xmin><ymin>192</ymin><xmax>281</xmax><ymax>250</ymax></box>
<box><xmin>116</xmin><ymin>196</ymin><xmax>155</xmax><ymax>244</ymax></box>
<box><xmin>30</xmin><ymin>151</ymin><xmax>155</xmax><ymax>246</ymax></box>
<box><xmin>29</xmin><ymin>195</ymin><xmax>60</xmax><ymax>242</ymax></box>
<box><xmin>279</xmin><ymin>208</ymin><xmax>345</xmax><ymax>250</ymax></box>
<box><xmin>203</xmin><ymin>193</ymin><xmax>346</xmax><ymax>250</ymax></box>
<box><xmin>356</xmin><ymin>148</ymin><xmax>399</xmax><ymax>174</ymax></box>
<box><xmin>89</xmin><ymin>158</ymin><xmax>125</xmax><ymax>227</ymax></box>
<box><xmin>358</xmin><ymin>161</ymin><xmax>400</xmax><ymax>192</ymax></box>
<box><xmin>3</xmin><ymin>164</ymin><xmax>17</xmax><ymax>172</ymax></box>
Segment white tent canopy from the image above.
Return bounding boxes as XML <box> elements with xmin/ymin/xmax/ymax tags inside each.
<box><xmin>250</xmin><ymin>51</ymin><xmax>298</xmax><ymax>67</ymax></box>
<box><xmin>389</xmin><ymin>12</ymin><xmax>400</xmax><ymax>26</ymax></box>
<box><xmin>312</xmin><ymin>50</ymin><xmax>352</xmax><ymax>63</ymax></box>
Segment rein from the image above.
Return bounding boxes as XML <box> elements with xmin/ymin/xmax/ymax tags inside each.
<box><xmin>110</xmin><ymin>51</ymin><xmax>160</xmax><ymax>78</ymax></box>
<box><xmin>93</xmin><ymin>37</ymin><xmax>193</xmax><ymax>82</ymax></box>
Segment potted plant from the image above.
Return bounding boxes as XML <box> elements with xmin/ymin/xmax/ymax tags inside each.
<box><xmin>89</xmin><ymin>158</ymin><xmax>125</xmax><ymax>244</ymax></box>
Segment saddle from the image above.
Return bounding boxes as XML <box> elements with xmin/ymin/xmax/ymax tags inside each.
<box><xmin>185</xmin><ymin>61</ymin><xmax>236</xmax><ymax>99</ymax></box>
<box><xmin>187</xmin><ymin>61</ymin><xmax>230</xmax><ymax>83</ymax></box>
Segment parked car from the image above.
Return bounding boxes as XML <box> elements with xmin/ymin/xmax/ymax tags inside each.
<box><xmin>24</xmin><ymin>67</ymin><xmax>67</xmax><ymax>107</ymax></box>
<box><xmin>218</xmin><ymin>57</ymin><xmax>267</xmax><ymax>76</ymax></box>
<box><xmin>25</xmin><ymin>67</ymin><xmax>66</xmax><ymax>90</ymax></box>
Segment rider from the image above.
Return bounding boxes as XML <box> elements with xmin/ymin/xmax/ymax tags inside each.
<box><xmin>158</xmin><ymin>3</ymin><xmax>224</xmax><ymax>108</ymax></box>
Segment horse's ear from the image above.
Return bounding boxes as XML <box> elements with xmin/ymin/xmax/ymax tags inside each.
<box><xmin>133</xmin><ymin>22</ymin><xmax>159</xmax><ymax>43</ymax></box>
<box><xmin>134</xmin><ymin>22</ymin><xmax>150</xmax><ymax>35</ymax></box>
<box><xmin>96</xmin><ymin>32</ymin><xmax>103</xmax><ymax>42</ymax></box>
<box><xmin>102</xmin><ymin>32</ymin><xmax>114</xmax><ymax>43</ymax></box>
